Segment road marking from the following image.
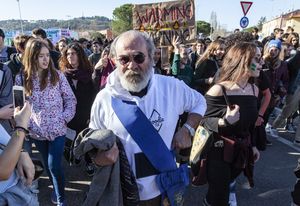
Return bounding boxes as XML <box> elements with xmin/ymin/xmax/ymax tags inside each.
<box><xmin>273</xmin><ymin>135</ymin><xmax>300</xmax><ymax>152</ymax></box>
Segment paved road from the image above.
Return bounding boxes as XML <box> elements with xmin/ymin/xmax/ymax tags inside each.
<box><xmin>38</xmin><ymin>132</ymin><xmax>300</xmax><ymax>206</ymax></box>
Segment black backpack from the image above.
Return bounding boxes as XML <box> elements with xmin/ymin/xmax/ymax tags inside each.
<box><xmin>6</xmin><ymin>47</ymin><xmax>17</xmax><ymax>59</ymax></box>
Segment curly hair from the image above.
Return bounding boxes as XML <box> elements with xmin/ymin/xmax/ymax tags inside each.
<box><xmin>224</xmin><ymin>32</ymin><xmax>255</xmax><ymax>51</ymax></box>
<box><xmin>59</xmin><ymin>42</ymin><xmax>92</xmax><ymax>71</ymax></box>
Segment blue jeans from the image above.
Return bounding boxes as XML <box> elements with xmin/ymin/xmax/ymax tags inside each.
<box><xmin>33</xmin><ymin>136</ymin><xmax>66</xmax><ymax>203</ymax></box>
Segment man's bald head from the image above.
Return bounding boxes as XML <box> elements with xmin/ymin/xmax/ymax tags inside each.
<box><xmin>112</xmin><ymin>30</ymin><xmax>155</xmax><ymax>60</ymax></box>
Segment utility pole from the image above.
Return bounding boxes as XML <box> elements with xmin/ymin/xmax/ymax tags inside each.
<box><xmin>16</xmin><ymin>0</ymin><xmax>24</xmax><ymax>34</ymax></box>
<box><xmin>210</xmin><ymin>11</ymin><xmax>217</xmax><ymax>39</ymax></box>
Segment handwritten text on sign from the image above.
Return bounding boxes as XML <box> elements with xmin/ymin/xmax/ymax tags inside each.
<box><xmin>133</xmin><ymin>0</ymin><xmax>195</xmax><ymax>46</ymax></box>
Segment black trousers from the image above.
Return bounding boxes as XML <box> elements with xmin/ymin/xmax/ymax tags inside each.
<box><xmin>139</xmin><ymin>195</ymin><xmax>162</xmax><ymax>206</ymax></box>
<box><xmin>206</xmin><ymin>146</ymin><xmax>242</xmax><ymax>206</ymax></box>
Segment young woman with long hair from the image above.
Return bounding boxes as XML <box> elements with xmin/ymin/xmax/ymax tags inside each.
<box><xmin>16</xmin><ymin>39</ymin><xmax>76</xmax><ymax>206</ymax></box>
<box><xmin>201</xmin><ymin>42</ymin><xmax>261</xmax><ymax>206</ymax></box>
<box><xmin>193</xmin><ymin>39</ymin><xmax>225</xmax><ymax>94</ymax></box>
<box><xmin>286</xmin><ymin>32</ymin><xmax>299</xmax><ymax>51</ymax></box>
<box><xmin>59</xmin><ymin>42</ymin><xmax>97</xmax><ymax>176</ymax></box>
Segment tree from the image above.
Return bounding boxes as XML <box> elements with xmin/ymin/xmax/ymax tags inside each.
<box><xmin>111</xmin><ymin>4</ymin><xmax>133</xmax><ymax>36</ymax></box>
<box><xmin>257</xmin><ymin>16</ymin><xmax>267</xmax><ymax>31</ymax></box>
<box><xmin>196</xmin><ymin>20</ymin><xmax>212</xmax><ymax>36</ymax></box>
<box><xmin>89</xmin><ymin>31</ymin><xmax>105</xmax><ymax>41</ymax></box>
<box><xmin>243</xmin><ymin>26</ymin><xmax>256</xmax><ymax>33</ymax></box>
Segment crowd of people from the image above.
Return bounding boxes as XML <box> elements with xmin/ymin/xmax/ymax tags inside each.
<box><xmin>0</xmin><ymin>25</ymin><xmax>299</xmax><ymax>206</ymax></box>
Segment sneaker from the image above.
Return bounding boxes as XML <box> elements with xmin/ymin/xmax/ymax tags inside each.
<box><xmin>265</xmin><ymin>123</ymin><xmax>272</xmax><ymax>133</ymax></box>
<box><xmin>85</xmin><ymin>163</ymin><xmax>96</xmax><ymax>176</ymax></box>
<box><xmin>51</xmin><ymin>191</ymin><xmax>57</xmax><ymax>205</ymax></box>
<box><xmin>203</xmin><ymin>197</ymin><xmax>211</xmax><ymax>206</ymax></box>
<box><xmin>229</xmin><ymin>192</ymin><xmax>237</xmax><ymax>206</ymax></box>
<box><xmin>285</xmin><ymin>124</ymin><xmax>296</xmax><ymax>134</ymax></box>
<box><xmin>266</xmin><ymin>139</ymin><xmax>273</xmax><ymax>146</ymax></box>
<box><xmin>269</xmin><ymin>128</ymin><xmax>278</xmax><ymax>137</ymax></box>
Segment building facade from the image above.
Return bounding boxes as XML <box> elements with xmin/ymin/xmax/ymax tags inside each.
<box><xmin>262</xmin><ymin>9</ymin><xmax>300</xmax><ymax>37</ymax></box>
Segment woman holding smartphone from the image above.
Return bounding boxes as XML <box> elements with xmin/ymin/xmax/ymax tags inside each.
<box><xmin>16</xmin><ymin>39</ymin><xmax>76</xmax><ymax>206</ymax></box>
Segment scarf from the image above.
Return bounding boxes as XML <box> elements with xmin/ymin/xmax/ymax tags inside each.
<box><xmin>264</xmin><ymin>56</ymin><xmax>281</xmax><ymax>71</ymax></box>
<box><xmin>65</xmin><ymin>68</ymin><xmax>92</xmax><ymax>84</ymax></box>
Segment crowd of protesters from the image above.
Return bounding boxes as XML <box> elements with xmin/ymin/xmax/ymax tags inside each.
<box><xmin>0</xmin><ymin>25</ymin><xmax>300</xmax><ymax>206</ymax></box>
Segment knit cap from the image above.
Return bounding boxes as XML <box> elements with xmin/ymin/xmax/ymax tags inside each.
<box><xmin>268</xmin><ymin>39</ymin><xmax>282</xmax><ymax>50</ymax></box>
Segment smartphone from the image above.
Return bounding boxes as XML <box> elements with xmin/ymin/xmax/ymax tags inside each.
<box><xmin>13</xmin><ymin>86</ymin><xmax>25</xmax><ymax>109</ymax></box>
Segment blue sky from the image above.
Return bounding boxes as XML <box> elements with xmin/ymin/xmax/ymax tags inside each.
<box><xmin>1</xmin><ymin>0</ymin><xmax>299</xmax><ymax>30</ymax></box>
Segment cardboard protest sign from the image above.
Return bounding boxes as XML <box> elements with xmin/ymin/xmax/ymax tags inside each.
<box><xmin>133</xmin><ymin>0</ymin><xmax>195</xmax><ymax>46</ymax></box>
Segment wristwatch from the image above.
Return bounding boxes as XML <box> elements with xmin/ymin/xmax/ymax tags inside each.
<box><xmin>183</xmin><ymin>123</ymin><xmax>195</xmax><ymax>137</ymax></box>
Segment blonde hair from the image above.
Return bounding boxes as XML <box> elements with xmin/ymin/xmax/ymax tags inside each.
<box><xmin>196</xmin><ymin>39</ymin><xmax>224</xmax><ymax>67</ymax></box>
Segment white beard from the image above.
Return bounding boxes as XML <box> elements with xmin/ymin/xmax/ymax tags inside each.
<box><xmin>119</xmin><ymin>66</ymin><xmax>153</xmax><ymax>92</ymax></box>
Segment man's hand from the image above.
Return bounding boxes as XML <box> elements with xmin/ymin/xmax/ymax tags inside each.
<box><xmin>0</xmin><ymin>104</ymin><xmax>14</xmax><ymax>119</ymax></box>
<box><xmin>93</xmin><ymin>142</ymin><xmax>119</xmax><ymax>166</ymax></box>
<box><xmin>17</xmin><ymin>152</ymin><xmax>35</xmax><ymax>186</ymax></box>
<box><xmin>172</xmin><ymin>127</ymin><xmax>192</xmax><ymax>150</ymax></box>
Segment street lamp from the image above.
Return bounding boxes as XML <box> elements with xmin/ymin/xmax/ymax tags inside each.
<box><xmin>66</xmin><ymin>15</ymin><xmax>72</xmax><ymax>30</ymax></box>
<box><xmin>16</xmin><ymin>0</ymin><xmax>24</xmax><ymax>34</ymax></box>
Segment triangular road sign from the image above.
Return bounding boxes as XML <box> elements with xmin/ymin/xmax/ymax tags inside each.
<box><xmin>240</xmin><ymin>1</ymin><xmax>253</xmax><ymax>16</ymax></box>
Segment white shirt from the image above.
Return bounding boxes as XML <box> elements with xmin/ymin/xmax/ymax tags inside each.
<box><xmin>89</xmin><ymin>70</ymin><xmax>207</xmax><ymax>200</ymax></box>
<box><xmin>0</xmin><ymin>124</ymin><xmax>19</xmax><ymax>193</ymax></box>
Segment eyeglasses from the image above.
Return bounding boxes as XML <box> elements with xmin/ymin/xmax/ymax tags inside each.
<box><xmin>116</xmin><ymin>52</ymin><xmax>145</xmax><ymax>65</ymax></box>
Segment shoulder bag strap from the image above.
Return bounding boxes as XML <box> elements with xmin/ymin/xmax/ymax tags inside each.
<box><xmin>251</xmin><ymin>83</ymin><xmax>256</xmax><ymax>96</ymax></box>
<box><xmin>219</xmin><ymin>84</ymin><xmax>232</xmax><ymax>107</ymax></box>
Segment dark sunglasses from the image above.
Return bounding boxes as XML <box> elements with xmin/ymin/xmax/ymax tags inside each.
<box><xmin>117</xmin><ymin>52</ymin><xmax>145</xmax><ymax>65</ymax></box>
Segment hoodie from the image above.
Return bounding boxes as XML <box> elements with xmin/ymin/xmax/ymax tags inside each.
<box><xmin>5</xmin><ymin>53</ymin><xmax>23</xmax><ymax>83</ymax></box>
<box><xmin>89</xmin><ymin>68</ymin><xmax>207</xmax><ymax>200</ymax></box>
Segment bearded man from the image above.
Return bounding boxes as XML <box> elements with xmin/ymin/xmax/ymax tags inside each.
<box><xmin>89</xmin><ymin>30</ymin><xmax>207</xmax><ymax>205</ymax></box>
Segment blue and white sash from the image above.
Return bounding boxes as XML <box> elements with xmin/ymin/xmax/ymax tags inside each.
<box><xmin>111</xmin><ymin>96</ymin><xmax>189</xmax><ymax>206</ymax></box>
